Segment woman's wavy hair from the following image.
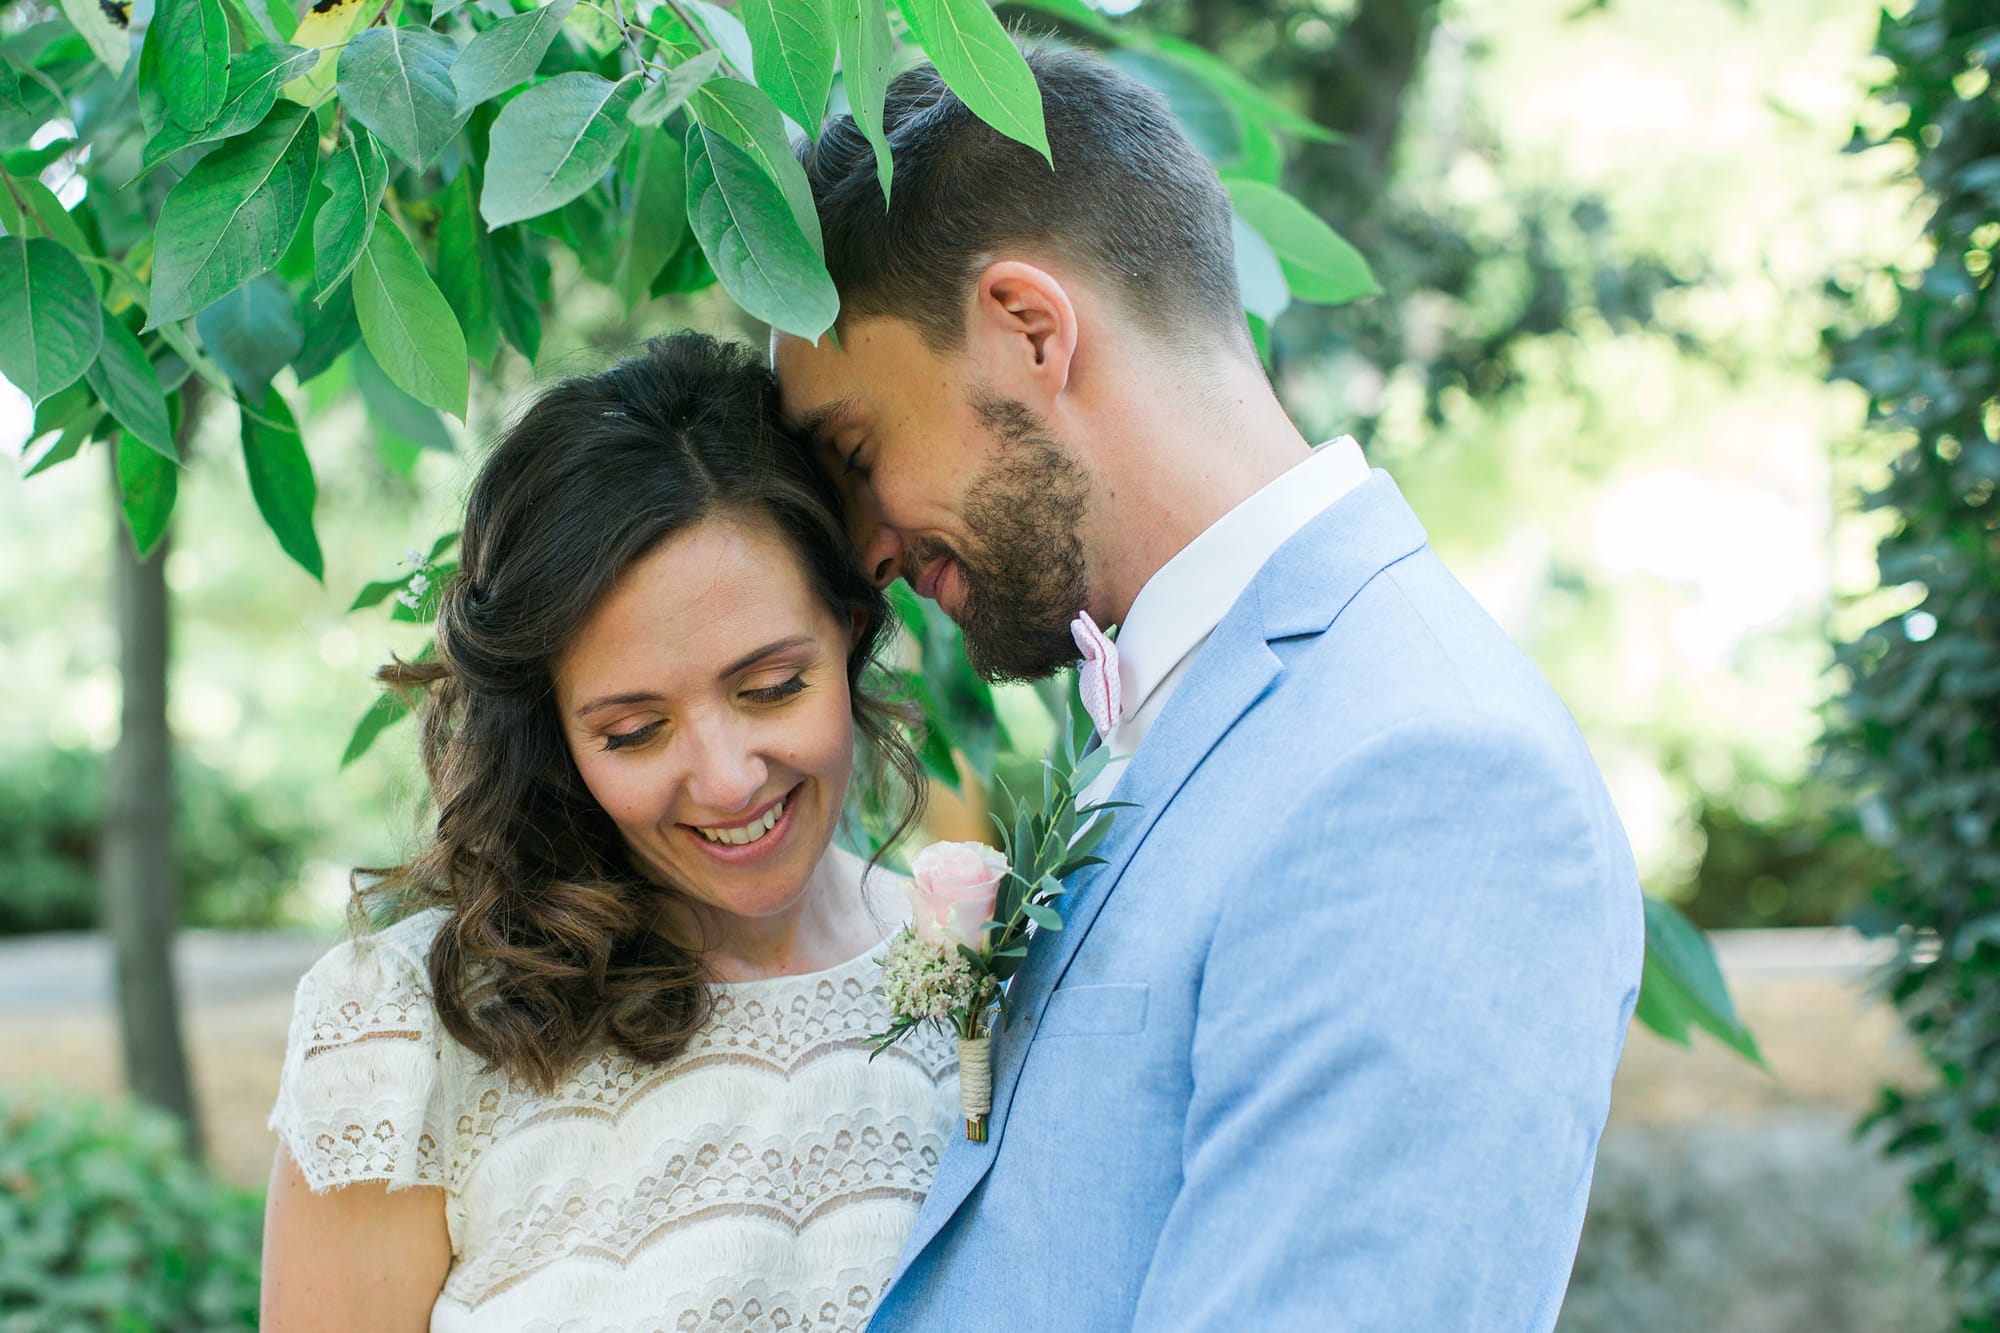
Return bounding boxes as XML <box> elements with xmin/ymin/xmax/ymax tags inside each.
<box><xmin>366</xmin><ymin>332</ymin><xmax>924</xmax><ymax>1092</ymax></box>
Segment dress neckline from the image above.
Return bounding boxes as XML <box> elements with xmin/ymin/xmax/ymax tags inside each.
<box><xmin>708</xmin><ymin>931</ymin><xmax>894</xmax><ymax>991</ymax></box>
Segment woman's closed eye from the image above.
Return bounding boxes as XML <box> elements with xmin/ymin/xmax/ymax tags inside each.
<box><xmin>744</xmin><ymin>674</ymin><xmax>807</xmax><ymax>705</ymax></box>
<box><xmin>602</xmin><ymin>721</ymin><xmax>662</xmax><ymax>752</ymax></box>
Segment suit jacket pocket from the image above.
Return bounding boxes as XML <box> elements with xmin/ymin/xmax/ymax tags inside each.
<box><xmin>1036</xmin><ymin>982</ymin><xmax>1149</xmax><ymax>1038</ymax></box>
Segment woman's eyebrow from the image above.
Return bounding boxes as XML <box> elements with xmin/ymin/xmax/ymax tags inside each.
<box><xmin>719</xmin><ymin>636</ymin><xmax>816</xmax><ymax>680</ymax></box>
<box><xmin>575</xmin><ymin>691</ymin><xmax>661</xmax><ymax>719</ymax></box>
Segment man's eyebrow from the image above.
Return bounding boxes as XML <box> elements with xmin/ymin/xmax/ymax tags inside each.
<box><xmin>571</xmin><ymin>638</ymin><xmax>815</xmax><ymax>719</ymax></box>
<box><xmin>792</xmin><ymin>396</ymin><xmax>861</xmax><ymax>443</ymax></box>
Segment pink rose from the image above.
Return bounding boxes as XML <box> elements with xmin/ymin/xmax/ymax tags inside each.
<box><xmin>908</xmin><ymin>841</ymin><xmax>1010</xmax><ymax>953</ymax></box>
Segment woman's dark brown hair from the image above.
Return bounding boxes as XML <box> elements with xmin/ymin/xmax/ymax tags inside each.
<box><xmin>368</xmin><ymin>332</ymin><xmax>923</xmax><ymax>1092</ymax></box>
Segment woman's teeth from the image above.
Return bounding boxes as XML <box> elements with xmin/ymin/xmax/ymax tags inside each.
<box><xmin>698</xmin><ymin>797</ymin><xmax>785</xmax><ymax>846</ymax></box>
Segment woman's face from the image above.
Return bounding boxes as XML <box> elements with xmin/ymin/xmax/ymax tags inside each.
<box><xmin>553</xmin><ymin>515</ymin><xmax>857</xmax><ymax>934</ymax></box>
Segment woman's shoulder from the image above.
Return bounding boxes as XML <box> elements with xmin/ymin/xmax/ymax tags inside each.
<box><xmin>297</xmin><ymin>906</ymin><xmax>449</xmax><ymax>999</ymax></box>
<box><xmin>282</xmin><ymin>906</ymin><xmax>457</xmax><ymax>1073</ymax></box>
<box><xmin>272</xmin><ymin>906</ymin><xmax>461</xmax><ymax>1195</ymax></box>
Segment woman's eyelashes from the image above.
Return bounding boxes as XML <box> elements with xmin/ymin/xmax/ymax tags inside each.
<box><xmin>744</xmin><ymin>674</ymin><xmax>808</xmax><ymax>705</ymax></box>
<box><xmin>602</xmin><ymin>721</ymin><xmax>662</xmax><ymax>752</ymax></box>
<box><xmin>599</xmin><ymin>676</ymin><xmax>807</xmax><ymax>751</ymax></box>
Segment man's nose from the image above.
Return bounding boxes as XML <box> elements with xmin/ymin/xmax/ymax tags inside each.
<box><xmin>850</xmin><ymin>507</ymin><xmax>905</xmax><ymax>590</ymax></box>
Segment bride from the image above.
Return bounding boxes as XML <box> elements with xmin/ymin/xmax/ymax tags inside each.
<box><xmin>260</xmin><ymin>333</ymin><xmax>958</xmax><ymax>1331</ymax></box>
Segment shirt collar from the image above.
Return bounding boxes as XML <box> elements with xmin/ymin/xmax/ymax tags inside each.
<box><xmin>1111</xmin><ymin>437</ymin><xmax>1372</xmax><ymax>725</ymax></box>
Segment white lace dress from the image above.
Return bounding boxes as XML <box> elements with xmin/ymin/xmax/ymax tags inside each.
<box><xmin>268</xmin><ymin>908</ymin><xmax>959</xmax><ymax>1333</ymax></box>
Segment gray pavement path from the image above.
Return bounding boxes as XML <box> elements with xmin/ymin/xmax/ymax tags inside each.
<box><xmin>0</xmin><ymin>928</ymin><xmax>338</xmax><ymax>1012</ymax></box>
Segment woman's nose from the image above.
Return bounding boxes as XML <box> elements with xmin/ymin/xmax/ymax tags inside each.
<box><xmin>681</xmin><ymin>719</ymin><xmax>768</xmax><ymax>815</ymax></box>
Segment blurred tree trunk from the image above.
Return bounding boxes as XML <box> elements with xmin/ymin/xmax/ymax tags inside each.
<box><xmin>1310</xmin><ymin>0</ymin><xmax>1442</xmax><ymax>199</ymax></box>
<box><xmin>100</xmin><ymin>405</ymin><xmax>203</xmax><ymax>1157</ymax></box>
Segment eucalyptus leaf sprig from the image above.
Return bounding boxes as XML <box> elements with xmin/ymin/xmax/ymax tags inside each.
<box><xmin>870</xmin><ymin>705</ymin><xmax>1131</xmax><ymax>1140</ymax></box>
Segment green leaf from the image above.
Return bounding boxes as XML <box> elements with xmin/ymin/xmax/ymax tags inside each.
<box><xmin>451</xmin><ymin>0</ymin><xmax>579</xmax><ymax>113</ymax></box>
<box><xmin>1223</xmin><ymin>178</ymin><xmax>1378</xmax><ymax>306</ymax></box>
<box><xmin>437</xmin><ymin>168</ymin><xmax>500</xmax><ymax>366</ymax></box>
<box><xmin>1635</xmin><ymin>895</ymin><xmax>1764</xmax><ymax>1066</ymax></box>
<box><xmin>1002</xmin><ymin>0</ymin><xmax>1114</xmax><ymax>39</ymax></box>
<box><xmin>894</xmin><ymin>0</ymin><xmax>1050</xmax><ymax>164</ymax></box>
<box><xmin>690</xmin><ymin>77</ymin><xmax>823</xmax><ymax>253</ymax></box>
<box><xmin>1108</xmin><ymin>46</ymin><xmax>1240</xmax><ymax>164</ymax></box>
<box><xmin>1230</xmin><ymin>213</ymin><xmax>1288</xmax><ymax>322</ymax></box>
<box><xmin>682</xmin><ymin>0</ymin><xmax>757</xmax><ymax>77</ymax></box>
<box><xmin>148</xmin><ymin>100</ymin><xmax>319</xmax><ymax>326</ymax></box>
<box><xmin>739</xmin><ymin>0</ymin><xmax>835</xmax><ymax>137</ymax></box>
<box><xmin>481</xmin><ymin>72</ymin><xmax>640</xmax><ymax>227</ymax></box>
<box><xmin>1229</xmin><ymin>113</ymin><xmax>1283</xmax><ymax>186</ymax></box>
<box><xmin>155</xmin><ymin>0</ymin><xmax>231</xmax><ymax>132</ymax></box>
<box><xmin>285</xmin><ymin>0</ymin><xmax>373</xmax><ymax>103</ymax></box>
<box><xmin>312</xmin><ymin>127</ymin><xmax>389</xmax><ymax>302</ymax></box>
<box><xmin>650</xmin><ymin>232</ymin><xmax>717</xmax><ymax>296</ymax></box>
<box><xmin>0</xmin><ymin>175</ymin><xmax>101</xmax><ymax>297</ymax></box>
<box><xmin>894</xmin><ymin>668</ymin><xmax>962</xmax><ymax>789</ymax></box>
<box><xmin>1245</xmin><ymin>310</ymin><xmax>1270</xmax><ymax>367</ymax></box>
<box><xmin>832</xmin><ymin>0</ymin><xmax>893</xmax><ymax>204</ymax></box>
<box><xmin>341</xmin><ymin>689</ymin><xmax>414</xmax><ymax>768</ymax></box>
<box><xmin>240</xmin><ymin>387</ymin><xmax>323</xmax><ymax>580</ymax></box>
<box><xmin>24</xmin><ymin>404</ymin><xmax>105</xmax><ymax>477</ymax></box>
<box><xmin>489</xmin><ymin>223</ymin><xmax>543</xmax><ymax>363</ymax></box>
<box><xmin>1021</xmin><ymin>901</ymin><xmax>1062</xmax><ymax>931</ymax></box>
<box><xmin>335</xmin><ymin>24</ymin><xmax>466</xmax><ymax>171</ymax></box>
<box><xmin>0</xmin><ymin>57</ymin><xmax>26</xmax><ymax>119</ymax></box>
<box><xmin>294</xmin><ymin>279</ymin><xmax>360</xmax><ymax>381</ymax></box>
<box><xmin>684</xmin><ymin>121</ymin><xmax>838</xmax><ymax>340</ymax></box>
<box><xmin>352</xmin><ymin>340</ymin><xmax>456</xmax><ymax>453</ymax></box>
<box><xmin>1137</xmin><ymin>36</ymin><xmax>1339</xmax><ymax>145</ymax></box>
<box><xmin>630</xmin><ymin>48</ymin><xmax>722</xmax><ymax>127</ymax></box>
<box><xmin>0</xmin><ymin>237</ymin><xmax>103</xmax><ymax>404</ymax></box>
<box><xmin>84</xmin><ymin>310</ymin><xmax>176</xmax><ymax>459</ymax></box>
<box><xmin>194</xmin><ymin>273</ymin><xmax>303</xmax><ymax>395</ymax></box>
<box><xmin>353</xmin><ymin>212</ymin><xmax>471</xmax><ymax>419</ymax></box>
<box><xmin>58</xmin><ymin>0</ymin><xmax>132</xmax><ymax>74</ymax></box>
<box><xmin>616</xmin><ymin>129</ymin><xmax>687</xmax><ymax>311</ymax></box>
<box><xmin>115</xmin><ymin>430</ymin><xmax>178</xmax><ymax>558</ymax></box>
<box><xmin>138</xmin><ymin>44</ymin><xmax>321</xmax><ymax>177</ymax></box>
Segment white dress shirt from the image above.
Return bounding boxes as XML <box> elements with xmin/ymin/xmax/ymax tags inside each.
<box><xmin>1080</xmin><ymin>436</ymin><xmax>1371</xmax><ymax>806</ymax></box>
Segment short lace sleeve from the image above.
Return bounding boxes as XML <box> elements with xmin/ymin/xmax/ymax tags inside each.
<box><xmin>268</xmin><ymin>910</ymin><xmax>456</xmax><ymax>1194</ymax></box>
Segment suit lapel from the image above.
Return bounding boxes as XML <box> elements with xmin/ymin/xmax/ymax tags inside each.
<box><xmin>887</xmin><ymin>473</ymin><xmax>1431</xmax><ymax>1282</ymax></box>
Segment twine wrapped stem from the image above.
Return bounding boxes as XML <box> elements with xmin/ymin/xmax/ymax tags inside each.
<box><xmin>958</xmin><ymin>1035</ymin><xmax>992</xmax><ymax>1141</ymax></box>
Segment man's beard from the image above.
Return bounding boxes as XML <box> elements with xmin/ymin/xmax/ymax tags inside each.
<box><xmin>915</xmin><ymin>389</ymin><xmax>1089</xmax><ymax>683</ymax></box>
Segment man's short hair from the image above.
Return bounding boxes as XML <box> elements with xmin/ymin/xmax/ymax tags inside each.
<box><xmin>800</xmin><ymin>45</ymin><xmax>1247</xmax><ymax>355</ymax></box>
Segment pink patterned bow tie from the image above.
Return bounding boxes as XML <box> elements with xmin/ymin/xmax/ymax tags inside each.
<box><xmin>1070</xmin><ymin>611</ymin><xmax>1122</xmax><ymax>739</ymax></box>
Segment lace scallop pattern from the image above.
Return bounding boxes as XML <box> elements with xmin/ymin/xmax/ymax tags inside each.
<box><xmin>270</xmin><ymin>909</ymin><xmax>959</xmax><ymax>1331</ymax></box>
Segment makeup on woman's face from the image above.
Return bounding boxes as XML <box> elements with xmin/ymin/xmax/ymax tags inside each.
<box><xmin>554</xmin><ymin>516</ymin><xmax>856</xmax><ymax>934</ymax></box>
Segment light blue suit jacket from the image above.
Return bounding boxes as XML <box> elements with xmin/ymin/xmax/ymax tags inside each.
<box><xmin>869</xmin><ymin>473</ymin><xmax>1644</xmax><ymax>1331</ymax></box>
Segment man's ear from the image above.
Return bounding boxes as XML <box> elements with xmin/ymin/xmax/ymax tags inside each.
<box><xmin>969</xmin><ymin>260</ymin><xmax>1078</xmax><ymax>399</ymax></box>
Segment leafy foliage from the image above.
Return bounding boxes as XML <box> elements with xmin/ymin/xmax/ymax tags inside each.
<box><xmin>0</xmin><ymin>745</ymin><xmax>308</xmax><ymax>936</ymax></box>
<box><xmin>0</xmin><ymin>1087</ymin><xmax>261</xmax><ymax>1329</ymax></box>
<box><xmin>1825</xmin><ymin>2</ymin><xmax>2000</xmax><ymax>1324</ymax></box>
<box><xmin>6</xmin><ymin>0</ymin><xmax>1370</xmax><ymax>576</ymax></box>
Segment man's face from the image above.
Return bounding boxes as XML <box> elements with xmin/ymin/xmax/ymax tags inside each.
<box><xmin>774</xmin><ymin>317</ymin><xmax>1090</xmax><ymax>682</ymax></box>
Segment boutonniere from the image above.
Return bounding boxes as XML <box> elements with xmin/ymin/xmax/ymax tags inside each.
<box><xmin>870</xmin><ymin>722</ymin><xmax>1126</xmax><ymax>1141</ymax></box>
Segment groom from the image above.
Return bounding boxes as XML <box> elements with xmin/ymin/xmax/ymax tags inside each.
<box><xmin>775</xmin><ymin>47</ymin><xmax>1643</xmax><ymax>1330</ymax></box>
